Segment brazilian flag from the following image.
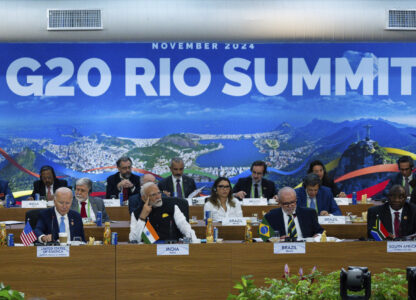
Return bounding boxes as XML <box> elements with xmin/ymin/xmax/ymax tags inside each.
<box><xmin>259</xmin><ymin>217</ymin><xmax>275</xmax><ymax>242</ymax></box>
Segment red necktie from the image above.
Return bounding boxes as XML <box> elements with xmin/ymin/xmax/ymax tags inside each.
<box><xmin>123</xmin><ymin>187</ymin><xmax>129</xmax><ymax>201</ymax></box>
<box><xmin>394</xmin><ymin>212</ymin><xmax>400</xmax><ymax>237</ymax></box>
<box><xmin>80</xmin><ymin>201</ymin><xmax>87</xmax><ymax>218</ymax></box>
<box><xmin>47</xmin><ymin>186</ymin><xmax>52</xmax><ymax>200</ymax></box>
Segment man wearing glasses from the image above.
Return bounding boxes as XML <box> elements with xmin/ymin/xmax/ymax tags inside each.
<box><xmin>261</xmin><ymin>187</ymin><xmax>323</xmax><ymax>240</ymax></box>
<box><xmin>368</xmin><ymin>184</ymin><xmax>416</xmax><ymax>239</ymax></box>
<box><xmin>384</xmin><ymin>156</ymin><xmax>415</xmax><ymax>198</ymax></box>
<box><xmin>129</xmin><ymin>182</ymin><xmax>198</xmax><ymax>243</ymax></box>
<box><xmin>233</xmin><ymin>160</ymin><xmax>277</xmax><ymax>200</ymax></box>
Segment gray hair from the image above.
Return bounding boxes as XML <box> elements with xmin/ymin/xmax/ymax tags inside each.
<box><xmin>54</xmin><ymin>187</ymin><xmax>73</xmax><ymax>199</ymax></box>
<box><xmin>303</xmin><ymin>173</ymin><xmax>321</xmax><ymax>187</ymax></box>
<box><xmin>278</xmin><ymin>186</ymin><xmax>296</xmax><ymax>200</ymax></box>
<box><xmin>140</xmin><ymin>182</ymin><xmax>157</xmax><ymax>196</ymax></box>
<box><xmin>141</xmin><ymin>174</ymin><xmax>156</xmax><ymax>186</ymax></box>
<box><xmin>75</xmin><ymin>177</ymin><xmax>93</xmax><ymax>192</ymax></box>
<box><xmin>170</xmin><ymin>157</ymin><xmax>184</xmax><ymax>167</ymax></box>
<box><xmin>116</xmin><ymin>156</ymin><xmax>132</xmax><ymax>167</ymax></box>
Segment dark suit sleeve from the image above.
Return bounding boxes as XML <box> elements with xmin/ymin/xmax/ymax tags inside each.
<box><xmin>264</xmin><ymin>179</ymin><xmax>276</xmax><ymax>199</ymax></box>
<box><xmin>309</xmin><ymin>209</ymin><xmax>323</xmax><ymax>236</ymax></box>
<box><xmin>232</xmin><ymin>178</ymin><xmax>246</xmax><ymax>199</ymax></box>
<box><xmin>327</xmin><ymin>192</ymin><xmax>341</xmax><ymax>216</ymax></box>
<box><xmin>106</xmin><ymin>175</ymin><xmax>119</xmax><ymax>199</ymax></box>
<box><xmin>366</xmin><ymin>207</ymin><xmax>377</xmax><ymax>239</ymax></box>
<box><xmin>31</xmin><ymin>181</ymin><xmax>40</xmax><ymax>198</ymax></box>
<box><xmin>34</xmin><ymin>211</ymin><xmax>48</xmax><ymax>238</ymax></box>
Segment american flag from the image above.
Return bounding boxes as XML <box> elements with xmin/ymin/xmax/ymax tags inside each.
<box><xmin>20</xmin><ymin>222</ymin><xmax>37</xmax><ymax>246</ymax></box>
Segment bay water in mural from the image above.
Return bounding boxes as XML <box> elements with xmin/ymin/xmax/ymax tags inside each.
<box><xmin>1</xmin><ymin>42</ymin><xmax>416</xmax><ymax>198</ymax></box>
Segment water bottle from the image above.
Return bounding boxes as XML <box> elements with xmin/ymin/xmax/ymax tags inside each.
<box><xmin>245</xmin><ymin>219</ymin><xmax>253</xmax><ymax>243</ymax></box>
<box><xmin>206</xmin><ymin>218</ymin><xmax>213</xmax><ymax>243</ymax></box>
<box><xmin>119</xmin><ymin>192</ymin><xmax>124</xmax><ymax>206</ymax></box>
<box><xmin>96</xmin><ymin>211</ymin><xmax>102</xmax><ymax>226</ymax></box>
<box><xmin>35</xmin><ymin>193</ymin><xmax>40</xmax><ymax>201</ymax></box>
<box><xmin>352</xmin><ymin>192</ymin><xmax>357</xmax><ymax>205</ymax></box>
<box><xmin>5</xmin><ymin>195</ymin><xmax>11</xmax><ymax>208</ymax></box>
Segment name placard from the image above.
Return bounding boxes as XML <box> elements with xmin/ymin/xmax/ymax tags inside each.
<box><xmin>387</xmin><ymin>241</ymin><xmax>416</xmax><ymax>253</ymax></box>
<box><xmin>274</xmin><ymin>242</ymin><xmax>306</xmax><ymax>254</ymax></box>
<box><xmin>22</xmin><ymin>201</ymin><xmax>47</xmax><ymax>208</ymax></box>
<box><xmin>318</xmin><ymin>216</ymin><xmax>346</xmax><ymax>224</ymax></box>
<box><xmin>222</xmin><ymin>217</ymin><xmax>247</xmax><ymax>226</ymax></box>
<box><xmin>157</xmin><ymin>244</ymin><xmax>189</xmax><ymax>256</ymax></box>
<box><xmin>335</xmin><ymin>198</ymin><xmax>350</xmax><ymax>205</ymax></box>
<box><xmin>103</xmin><ymin>199</ymin><xmax>121</xmax><ymax>207</ymax></box>
<box><xmin>189</xmin><ymin>197</ymin><xmax>206</xmax><ymax>206</ymax></box>
<box><xmin>37</xmin><ymin>246</ymin><xmax>70</xmax><ymax>257</ymax></box>
<box><xmin>242</xmin><ymin>198</ymin><xmax>268</xmax><ymax>206</ymax></box>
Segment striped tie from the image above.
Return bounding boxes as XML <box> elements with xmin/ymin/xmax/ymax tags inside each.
<box><xmin>288</xmin><ymin>215</ymin><xmax>297</xmax><ymax>238</ymax></box>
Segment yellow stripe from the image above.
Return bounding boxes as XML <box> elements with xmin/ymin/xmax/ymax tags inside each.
<box><xmin>383</xmin><ymin>147</ymin><xmax>416</xmax><ymax>160</ymax></box>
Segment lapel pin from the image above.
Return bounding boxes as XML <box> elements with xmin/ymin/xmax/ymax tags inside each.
<box><xmin>404</xmin><ymin>216</ymin><xmax>408</xmax><ymax>220</ymax></box>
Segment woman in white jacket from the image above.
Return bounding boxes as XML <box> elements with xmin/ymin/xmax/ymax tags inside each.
<box><xmin>204</xmin><ymin>177</ymin><xmax>243</xmax><ymax>222</ymax></box>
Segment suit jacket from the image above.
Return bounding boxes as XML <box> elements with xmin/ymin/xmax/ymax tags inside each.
<box><xmin>70</xmin><ymin>196</ymin><xmax>110</xmax><ymax>222</ymax></box>
<box><xmin>105</xmin><ymin>172</ymin><xmax>141</xmax><ymax>199</ymax></box>
<box><xmin>232</xmin><ymin>176</ymin><xmax>276</xmax><ymax>200</ymax></box>
<box><xmin>31</xmin><ymin>178</ymin><xmax>68</xmax><ymax>198</ymax></box>
<box><xmin>34</xmin><ymin>208</ymin><xmax>85</xmax><ymax>242</ymax></box>
<box><xmin>0</xmin><ymin>180</ymin><xmax>15</xmax><ymax>204</ymax></box>
<box><xmin>264</xmin><ymin>207</ymin><xmax>323</xmax><ymax>238</ymax></box>
<box><xmin>384</xmin><ymin>173</ymin><xmax>416</xmax><ymax>197</ymax></box>
<box><xmin>295</xmin><ymin>186</ymin><xmax>341</xmax><ymax>216</ymax></box>
<box><xmin>367</xmin><ymin>202</ymin><xmax>416</xmax><ymax>239</ymax></box>
<box><xmin>158</xmin><ymin>175</ymin><xmax>197</xmax><ymax>198</ymax></box>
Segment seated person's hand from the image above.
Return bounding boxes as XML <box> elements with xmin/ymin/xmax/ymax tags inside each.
<box><xmin>41</xmin><ymin>234</ymin><xmax>53</xmax><ymax>243</ymax></box>
<box><xmin>162</xmin><ymin>190</ymin><xmax>171</xmax><ymax>197</ymax></box>
<box><xmin>337</xmin><ymin>192</ymin><xmax>347</xmax><ymax>198</ymax></box>
<box><xmin>320</xmin><ymin>210</ymin><xmax>329</xmax><ymax>216</ymax></box>
<box><xmin>234</xmin><ymin>191</ymin><xmax>246</xmax><ymax>199</ymax></box>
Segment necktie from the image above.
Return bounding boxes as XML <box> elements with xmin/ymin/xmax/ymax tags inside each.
<box><xmin>309</xmin><ymin>197</ymin><xmax>316</xmax><ymax>209</ymax></box>
<box><xmin>47</xmin><ymin>186</ymin><xmax>52</xmax><ymax>200</ymax></box>
<box><xmin>176</xmin><ymin>179</ymin><xmax>183</xmax><ymax>198</ymax></box>
<box><xmin>80</xmin><ymin>201</ymin><xmax>87</xmax><ymax>218</ymax></box>
<box><xmin>394</xmin><ymin>212</ymin><xmax>400</xmax><ymax>238</ymax></box>
<box><xmin>287</xmin><ymin>215</ymin><xmax>297</xmax><ymax>238</ymax></box>
<box><xmin>404</xmin><ymin>177</ymin><xmax>410</xmax><ymax>196</ymax></box>
<box><xmin>122</xmin><ymin>187</ymin><xmax>129</xmax><ymax>201</ymax></box>
<box><xmin>254</xmin><ymin>183</ymin><xmax>259</xmax><ymax>198</ymax></box>
<box><xmin>59</xmin><ymin>216</ymin><xmax>66</xmax><ymax>233</ymax></box>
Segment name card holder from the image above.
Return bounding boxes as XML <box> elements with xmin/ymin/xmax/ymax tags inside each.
<box><xmin>22</xmin><ymin>200</ymin><xmax>47</xmax><ymax>209</ymax></box>
<box><xmin>274</xmin><ymin>242</ymin><xmax>306</xmax><ymax>254</ymax></box>
<box><xmin>189</xmin><ymin>197</ymin><xmax>206</xmax><ymax>206</ymax></box>
<box><xmin>334</xmin><ymin>198</ymin><xmax>350</xmax><ymax>205</ymax></box>
<box><xmin>387</xmin><ymin>241</ymin><xmax>416</xmax><ymax>253</ymax></box>
<box><xmin>222</xmin><ymin>217</ymin><xmax>247</xmax><ymax>226</ymax></box>
<box><xmin>37</xmin><ymin>246</ymin><xmax>70</xmax><ymax>257</ymax></box>
<box><xmin>318</xmin><ymin>216</ymin><xmax>347</xmax><ymax>224</ymax></box>
<box><xmin>242</xmin><ymin>198</ymin><xmax>268</xmax><ymax>206</ymax></box>
<box><xmin>103</xmin><ymin>199</ymin><xmax>121</xmax><ymax>207</ymax></box>
<box><xmin>157</xmin><ymin>244</ymin><xmax>189</xmax><ymax>256</ymax></box>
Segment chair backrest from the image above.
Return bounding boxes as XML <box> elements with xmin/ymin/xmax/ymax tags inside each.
<box><xmin>25</xmin><ymin>209</ymin><xmax>45</xmax><ymax>229</ymax></box>
<box><xmin>169</xmin><ymin>197</ymin><xmax>189</xmax><ymax>222</ymax></box>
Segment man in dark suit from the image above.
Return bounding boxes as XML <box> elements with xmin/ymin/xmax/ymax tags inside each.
<box><xmin>35</xmin><ymin>187</ymin><xmax>85</xmax><ymax>243</ymax></box>
<box><xmin>106</xmin><ymin>156</ymin><xmax>141</xmax><ymax>200</ymax></box>
<box><xmin>129</xmin><ymin>173</ymin><xmax>157</xmax><ymax>215</ymax></box>
<box><xmin>368</xmin><ymin>184</ymin><xmax>416</xmax><ymax>239</ymax></box>
<box><xmin>29</xmin><ymin>165</ymin><xmax>68</xmax><ymax>200</ymax></box>
<box><xmin>262</xmin><ymin>186</ymin><xmax>323</xmax><ymax>239</ymax></box>
<box><xmin>295</xmin><ymin>173</ymin><xmax>341</xmax><ymax>216</ymax></box>
<box><xmin>233</xmin><ymin>160</ymin><xmax>277</xmax><ymax>200</ymax></box>
<box><xmin>158</xmin><ymin>157</ymin><xmax>196</xmax><ymax>199</ymax></box>
<box><xmin>0</xmin><ymin>179</ymin><xmax>15</xmax><ymax>205</ymax></box>
<box><xmin>384</xmin><ymin>156</ymin><xmax>416</xmax><ymax>198</ymax></box>
<box><xmin>71</xmin><ymin>178</ymin><xmax>110</xmax><ymax>222</ymax></box>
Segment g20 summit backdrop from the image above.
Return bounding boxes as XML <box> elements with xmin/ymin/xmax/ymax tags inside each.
<box><xmin>1</xmin><ymin>42</ymin><xmax>416</xmax><ymax>198</ymax></box>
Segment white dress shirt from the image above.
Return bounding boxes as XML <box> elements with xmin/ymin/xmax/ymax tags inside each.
<box><xmin>203</xmin><ymin>198</ymin><xmax>243</xmax><ymax>222</ymax></box>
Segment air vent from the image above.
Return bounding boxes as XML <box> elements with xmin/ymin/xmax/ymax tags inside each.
<box><xmin>387</xmin><ymin>9</ymin><xmax>416</xmax><ymax>30</ymax></box>
<box><xmin>47</xmin><ymin>9</ymin><xmax>102</xmax><ymax>30</ymax></box>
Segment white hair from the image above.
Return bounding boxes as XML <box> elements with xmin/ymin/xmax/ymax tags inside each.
<box><xmin>140</xmin><ymin>182</ymin><xmax>157</xmax><ymax>196</ymax></box>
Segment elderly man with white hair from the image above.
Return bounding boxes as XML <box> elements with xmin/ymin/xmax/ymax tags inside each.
<box><xmin>129</xmin><ymin>182</ymin><xmax>198</xmax><ymax>243</ymax></box>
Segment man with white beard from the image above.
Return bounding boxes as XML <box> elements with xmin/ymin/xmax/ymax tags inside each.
<box><xmin>71</xmin><ymin>177</ymin><xmax>110</xmax><ymax>222</ymax></box>
<box><xmin>129</xmin><ymin>182</ymin><xmax>198</xmax><ymax>243</ymax></box>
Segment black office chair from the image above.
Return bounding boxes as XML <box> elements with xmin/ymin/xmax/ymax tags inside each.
<box><xmin>169</xmin><ymin>197</ymin><xmax>189</xmax><ymax>222</ymax></box>
<box><xmin>24</xmin><ymin>209</ymin><xmax>45</xmax><ymax>229</ymax></box>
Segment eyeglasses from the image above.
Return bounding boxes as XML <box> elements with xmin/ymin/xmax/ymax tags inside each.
<box><xmin>217</xmin><ymin>185</ymin><xmax>231</xmax><ymax>189</ymax></box>
<box><xmin>280</xmin><ymin>201</ymin><xmax>296</xmax><ymax>207</ymax></box>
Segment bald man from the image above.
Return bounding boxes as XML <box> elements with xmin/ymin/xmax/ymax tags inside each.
<box><xmin>128</xmin><ymin>174</ymin><xmax>158</xmax><ymax>215</ymax></box>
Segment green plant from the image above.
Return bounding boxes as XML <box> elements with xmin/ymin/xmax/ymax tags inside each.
<box><xmin>0</xmin><ymin>282</ymin><xmax>24</xmax><ymax>300</ymax></box>
<box><xmin>227</xmin><ymin>266</ymin><xmax>407</xmax><ymax>300</ymax></box>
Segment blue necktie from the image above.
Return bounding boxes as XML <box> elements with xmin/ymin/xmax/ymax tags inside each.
<box><xmin>309</xmin><ymin>198</ymin><xmax>316</xmax><ymax>209</ymax></box>
<box><xmin>59</xmin><ymin>216</ymin><xmax>66</xmax><ymax>233</ymax></box>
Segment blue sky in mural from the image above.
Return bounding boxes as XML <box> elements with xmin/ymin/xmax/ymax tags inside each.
<box><xmin>0</xmin><ymin>42</ymin><xmax>415</xmax><ymax>138</ymax></box>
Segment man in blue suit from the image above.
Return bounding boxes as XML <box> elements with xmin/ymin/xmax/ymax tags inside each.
<box><xmin>295</xmin><ymin>173</ymin><xmax>341</xmax><ymax>216</ymax></box>
<box><xmin>35</xmin><ymin>187</ymin><xmax>85</xmax><ymax>243</ymax></box>
<box><xmin>263</xmin><ymin>187</ymin><xmax>323</xmax><ymax>239</ymax></box>
<box><xmin>0</xmin><ymin>179</ymin><xmax>15</xmax><ymax>205</ymax></box>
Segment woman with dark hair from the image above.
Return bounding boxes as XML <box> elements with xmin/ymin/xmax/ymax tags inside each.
<box><xmin>204</xmin><ymin>177</ymin><xmax>243</xmax><ymax>222</ymax></box>
<box><xmin>307</xmin><ymin>160</ymin><xmax>346</xmax><ymax>197</ymax></box>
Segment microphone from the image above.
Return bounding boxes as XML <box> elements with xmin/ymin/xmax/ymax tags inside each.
<box><xmin>51</xmin><ymin>214</ymin><xmax>55</xmax><ymax>242</ymax></box>
<box><xmin>167</xmin><ymin>220</ymin><xmax>175</xmax><ymax>244</ymax></box>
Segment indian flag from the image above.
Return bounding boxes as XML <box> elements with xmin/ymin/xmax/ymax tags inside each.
<box><xmin>259</xmin><ymin>217</ymin><xmax>275</xmax><ymax>242</ymax></box>
<box><xmin>141</xmin><ymin>221</ymin><xmax>159</xmax><ymax>244</ymax></box>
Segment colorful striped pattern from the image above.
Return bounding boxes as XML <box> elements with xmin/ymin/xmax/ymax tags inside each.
<box><xmin>370</xmin><ymin>216</ymin><xmax>389</xmax><ymax>241</ymax></box>
<box><xmin>141</xmin><ymin>221</ymin><xmax>159</xmax><ymax>244</ymax></box>
<box><xmin>20</xmin><ymin>222</ymin><xmax>37</xmax><ymax>246</ymax></box>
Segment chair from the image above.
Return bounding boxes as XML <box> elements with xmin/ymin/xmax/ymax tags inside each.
<box><xmin>169</xmin><ymin>197</ymin><xmax>189</xmax><ymax>222</ymax></box>
<box><xmin>24</xmin><ymin>209</ymin><xmax>45</xmax><ymax>229</ymax></box>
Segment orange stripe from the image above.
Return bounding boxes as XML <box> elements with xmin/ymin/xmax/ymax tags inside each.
<box><xmin>146</xmin><ymin>221</ymin><xmax>160</xmax><ymax>240</ymax></box>
<box><xmin>334</xmin><ymin>164</ymin><xmax>398</xmax><ymax>183</ymax></box>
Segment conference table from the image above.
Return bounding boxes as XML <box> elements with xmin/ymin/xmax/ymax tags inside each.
<box><xmin>0</xmin><ymin>242</ymin><xmax>414</xmax><ymax>300</ymax></box>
